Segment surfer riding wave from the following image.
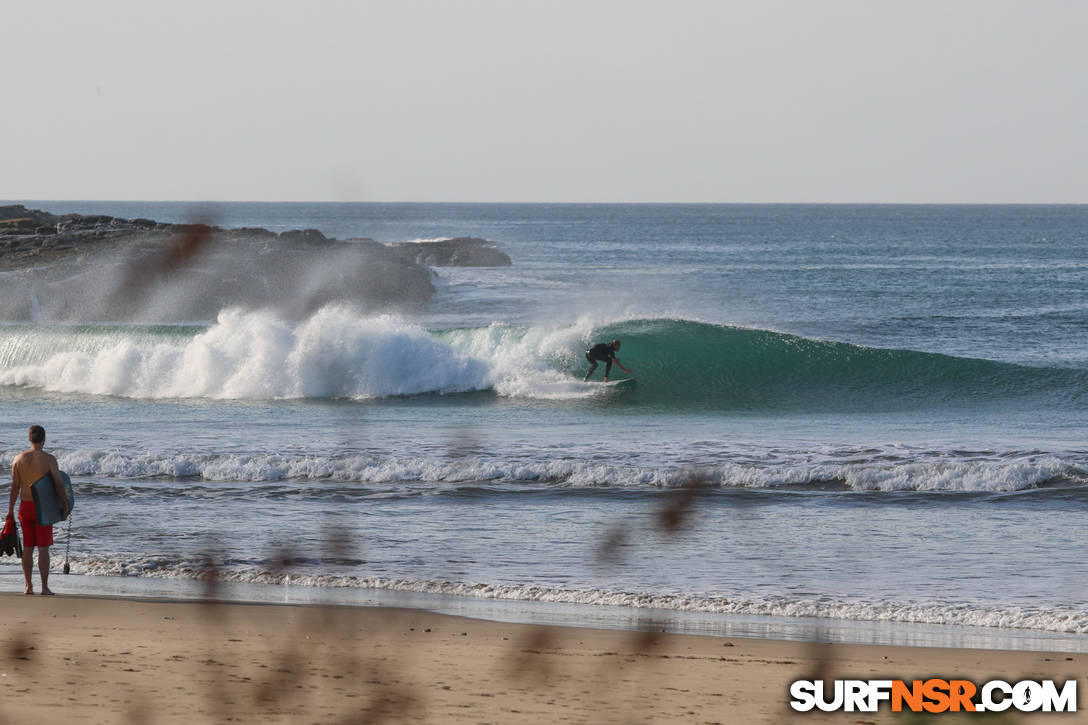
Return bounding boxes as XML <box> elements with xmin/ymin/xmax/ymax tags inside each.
<box><xmin>583</xmin><ymin>339</ymin><xmax>632</xmax><ymax>382</ymax></box>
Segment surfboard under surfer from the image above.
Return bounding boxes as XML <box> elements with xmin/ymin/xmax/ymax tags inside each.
<box><xmin>583</xmin><ymin>339</ymin><xmax>632</xmax><ymax>382</ymax></box>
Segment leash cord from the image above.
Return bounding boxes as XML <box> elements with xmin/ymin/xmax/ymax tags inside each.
<box><xmin>63</xmin><ymin>509</ymin><xmax>71</xmax><ymax>574</ymax></box>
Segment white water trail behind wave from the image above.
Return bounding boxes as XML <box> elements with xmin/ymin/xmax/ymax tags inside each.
<box><xmin>0</xmin><ymin>307</ymin><xmax>491</xmax><ymax>399</ymax></box>
<box><xmin>0</xmin><ymin>306</ymin><xmax>616</xmax><ymax>401</ymax></box>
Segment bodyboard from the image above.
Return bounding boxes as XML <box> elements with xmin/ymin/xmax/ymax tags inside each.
<box><xmin>30</xmin><ymin>472</ymin><xmax>74</xmax><ymax>526</ymax></box>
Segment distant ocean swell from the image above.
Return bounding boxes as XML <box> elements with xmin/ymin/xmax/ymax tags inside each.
<box><xmin>5</xmin><ymin>448</ymin><xmax>1082</xmax><ymax>492</ymax></box>
<box><xmin>1</xmin><ymin>309</ymin><xmax>1086</xmax><ymax>409</ymax></box>
<box><xmin>63</xmin><ymin>556</ymin><xmax>1088</xmax><ymax>634</ymax></box>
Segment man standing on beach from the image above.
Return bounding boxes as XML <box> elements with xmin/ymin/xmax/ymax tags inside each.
<box><xmin>7</xmin><ymin>425</ymin><xmax>67</xmax><ymax>595</ymax></box>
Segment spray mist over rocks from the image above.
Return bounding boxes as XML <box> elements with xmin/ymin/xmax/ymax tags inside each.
<box><xmin>0</xmin><ymin>205</ymin><xmax>512</xmax><ymax>323</ymax></box>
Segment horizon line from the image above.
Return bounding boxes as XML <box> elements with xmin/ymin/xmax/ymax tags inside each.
<box><xmin>6</xmin><ymin>199</ymin><xmax>1088</xmax><ymax>206</ymax></box>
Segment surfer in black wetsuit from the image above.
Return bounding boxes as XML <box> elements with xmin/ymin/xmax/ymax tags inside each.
<box><xmin>583</xmin><ymin>339</ymin><xmax>632</xmax><ymax>382</ymax></box>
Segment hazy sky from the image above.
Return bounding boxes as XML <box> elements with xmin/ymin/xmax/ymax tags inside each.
<box><xmin>5</xmin><ymin>1</ymin><xmax>1086</xmax><ymax>202</ymax></box>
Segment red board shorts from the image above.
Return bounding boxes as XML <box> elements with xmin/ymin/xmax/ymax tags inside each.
<box><xmin>18</xmin><ymin>501</ymin><xmax>53</xmax><ymax>548</ymax></box>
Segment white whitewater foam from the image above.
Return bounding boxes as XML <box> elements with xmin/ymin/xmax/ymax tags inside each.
<box><xmin>441</xmin><ymin>320</ymin><xmax>606</xmax><ymax>400</ymax></box>
<box><xmin>63</xmin><ymin>556</ymin><xmax>1088</xmax><ymax>634</ymax></box>
<box><xmin>0</xmin><ymin>308</ymin><xmax>626</xmax><ymax>402</ymax></box>
<box><xmin>15</xmin><ymin>447</ymin><xmax>1080</xmax><ymax>491</ymax></box>
<box><xmin>0</xmin><ymin>307</ymin><xmax>492</xmax><ymax>399</ymax></box>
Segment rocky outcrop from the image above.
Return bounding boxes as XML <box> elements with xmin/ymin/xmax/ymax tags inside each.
<box><xmin>0</xmin><ymin>205</ymin><xmax>436</xmax><ymax>322</ymax></box>
<box><xmin>389</xmin><ymin>237</ymin><xmax>512</xmax><ymax>267</ymax></box>
<box><xmin>278</xmin><ymin>229</ymin><xmax>331</xmax><ymax>246</ymax></box>
<box><xmin>1</xmin><ymin>205</ymin><xmax>177</xmax><ymax>269</ymax></box>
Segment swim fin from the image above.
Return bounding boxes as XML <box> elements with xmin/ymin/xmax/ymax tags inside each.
<box><xmin>0</xmin><ymin>515</ymin><xmax>22</xmax><ymax>558</ymax></box>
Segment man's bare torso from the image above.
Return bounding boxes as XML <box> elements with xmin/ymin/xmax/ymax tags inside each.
<box><xmin>13</xmin><ymin>449</ymin><xmax>57</xmax><ymax>500</ymax></box>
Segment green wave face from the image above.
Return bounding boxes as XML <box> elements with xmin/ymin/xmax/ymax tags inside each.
<box><xmin>566</xmin><ymin>319</ymin><xmax>1088</xmax><ymax>411</ymax></box>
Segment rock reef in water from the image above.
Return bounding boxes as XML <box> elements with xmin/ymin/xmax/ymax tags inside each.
<box><xmin>0</xmin><ymin>205</ymin><xmax>439</xmax><ymax>322</ymax></box>
<box><xmin>389</xmin><ymin>237</ymin><xmax>512</xmax><ymax>267</ymax></box>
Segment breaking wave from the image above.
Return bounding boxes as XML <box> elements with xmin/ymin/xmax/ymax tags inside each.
<box><xmin>1</xmin><ymin>447</ymin><xmax>1080</xmax><ymax>492</ymax></box>
<box><xmin>1</xmin><ymin>311</ymin><xmax>1086</xmax><ymax>409</ymax></box>
<box><xmin>0</xmin><ymin>307</ymin><xmax>489</xmax><ymax>399</ymax></box>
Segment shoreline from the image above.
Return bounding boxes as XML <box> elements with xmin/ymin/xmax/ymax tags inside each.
<box><xmin>0</xmin><ymin>592</ymin><xmax>1084</xmax><ymax>724</ymax></box>
<box><xmin>4</xmin><ymin>570</ymin><xmax>1086</xmax><ymax>655</ymax></box>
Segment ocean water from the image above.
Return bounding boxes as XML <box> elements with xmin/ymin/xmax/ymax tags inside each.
<box><xmin>2</xmin><ymin>202</ymin><xmax>1087</xmax><ymax>649</ymax></box>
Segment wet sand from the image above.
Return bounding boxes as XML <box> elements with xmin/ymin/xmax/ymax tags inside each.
<box><xmin>0</xmin><ymin>593</ymin><xmax>1083</xmax><ymax>724</ymax></box>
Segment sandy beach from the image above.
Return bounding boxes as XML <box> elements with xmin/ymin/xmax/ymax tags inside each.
<box><xmin>0</xmin><ymin>594</ymin><xmax>1081</xmax><ymax>724</ymax></box>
